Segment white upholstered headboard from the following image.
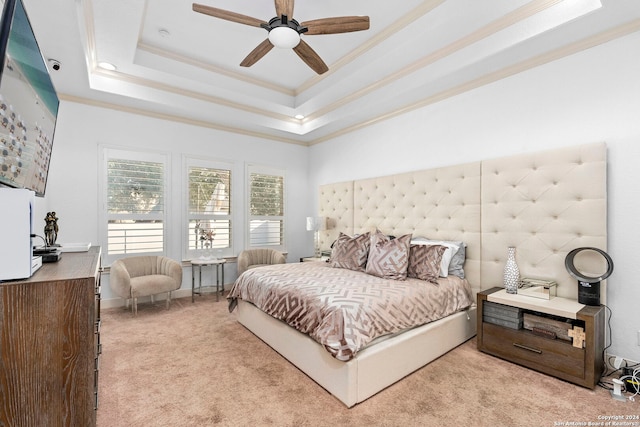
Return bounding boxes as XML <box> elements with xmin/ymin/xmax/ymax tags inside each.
<box><xmin>318</xmin><ymin>142</ymin><xmax>607</xmax><ymax>301</ymax></box>
<box><xmin>480</xmin><ymin>142</ymin><xmax>607</xmax><ymax>300</ymax></box>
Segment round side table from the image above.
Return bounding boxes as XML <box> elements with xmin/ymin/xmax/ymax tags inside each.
<box><xmin>190</xmin><ymin>258</ymin><xmax>226</xmax><ymax>302</ymax></box>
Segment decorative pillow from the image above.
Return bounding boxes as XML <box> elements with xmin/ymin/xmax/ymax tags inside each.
<box><xmin>365</xmin><ymin>231</ymin><xmax>412</xmax><ymax>280</ymax></box>
<box><xmin>407</xmin><ymin>244</ymin><xmax>447</xmax><ymax>283</ymax></box>
<box><xmin>447</xmin><ymin>242</ymin><xmax>466</xmax><ymax>279</ymax></box>
<box><xmin>329</xmin><ymin>232</ymin><xmax>370</xmax><ymax>272</ymax></box>
<box><xmin>425</xmin><ymin>239</ymin><xmax>466</xmax><ymax>279</ymax></box>
<box><xmin>410</xmin><ymin>238</ymin><xmax>460</xmax><ymax>278</ymax></box>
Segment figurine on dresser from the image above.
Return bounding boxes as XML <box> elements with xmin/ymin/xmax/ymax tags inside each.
<box><xmin>44</xmin><ymin>211</ymin><xmax>59</xmax><ymax>247</ymax></box>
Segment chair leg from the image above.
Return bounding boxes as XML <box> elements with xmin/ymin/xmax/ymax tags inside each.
<box><xmin>166</xmin><ymin>292</ymin><xmax>171</xmax><ymax>310</ymax></box>
<box><xmin>151</xmin><ymin>294</ymin><xmax>155</xmax><ymax>305</ymax></box>
<box><xmin>133</xmin><ymin>297</ymin><xmax>138</xmax><ymax>316</ymax></box>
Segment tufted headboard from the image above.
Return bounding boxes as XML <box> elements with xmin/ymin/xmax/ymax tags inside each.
<box><xmin>320</xmin><ymin>162</ymin><xmax>482</xmax><ymax>296</ymax></box>
<box><xmin>480</xmin><ymin>142</ymin><xmax>607</xmax><ymax>301</ymax></box>
<box><xmin>318</xmin><ymin>142</ymin><xmax>607</xmax><ymax>301</ymax></box>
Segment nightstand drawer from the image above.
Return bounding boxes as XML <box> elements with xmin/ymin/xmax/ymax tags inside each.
<box><xmin>483</xmin><ymin>323</ymin><xmax>585</xmax><ymax>379</ymax></box>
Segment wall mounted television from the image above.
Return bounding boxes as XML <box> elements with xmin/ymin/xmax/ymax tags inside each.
<box><xmin>0</xmin><ymin>0</ymin><xmax>59</xmax><ymax>197</ymax></box>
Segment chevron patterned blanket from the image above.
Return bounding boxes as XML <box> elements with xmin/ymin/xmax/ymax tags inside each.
<box><xmin>228</xmin><ymin>262</ymin><xmax>473</xmax><ymax>361</ymax></box>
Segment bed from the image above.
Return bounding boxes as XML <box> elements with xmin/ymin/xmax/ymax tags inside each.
<box><xmin>229</xmin><ymin>261</ymin><xmax>475</xmax><ymax>361</ymax></box>
<box><xmin>229</xmin><ymin>142</ymin><xmax>607</xmax><ymax>407</ymax></box>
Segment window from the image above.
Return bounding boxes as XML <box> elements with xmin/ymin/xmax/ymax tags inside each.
<box><xmin>248</xmin><ymin>165</ymin><xmax>285</xmax><ymax>248</ymax></box>
<box><xmin>185</xmin><ymin>159</ymin><xmax>232</xmax><ymax>259</ymax></box>
<box><xmin>102</xmin><ymin>149</ymin><xmax>168</xmax><ymax>261</ymax></box>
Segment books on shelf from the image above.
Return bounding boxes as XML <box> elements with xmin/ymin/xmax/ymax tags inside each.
<box><xmin>483</xmin><ymin>301</ymin><xmax>523</xmax><ymax>330</ymax></box>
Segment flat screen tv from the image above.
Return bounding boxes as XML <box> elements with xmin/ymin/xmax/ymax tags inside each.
<box><xmin>0</xmin><ymin>0</ymin><xmax>59</xmax><ymax>196</ymax></box>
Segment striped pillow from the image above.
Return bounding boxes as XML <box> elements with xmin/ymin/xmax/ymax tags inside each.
<box><xmin>407</xmin><ymin>244</ymin><xmax>447</xmax><ymax>283</ymax></box>
<box><xmin>365</xmin><ymin>231</ymin><xmax>411</xmax><ymax>280</ymax></box>
<box><xmin>329</xmin><ymin>232</ymin><xmax>370</xmax><ymax>272</ymax></box>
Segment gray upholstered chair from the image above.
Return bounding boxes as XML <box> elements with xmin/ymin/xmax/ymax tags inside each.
<box><xmin>237</xmin><ymin>248</ymin><xmax>286</xmax><ymax>276</ymax></box>
<box><xmin>109</xmin><ymin>256</ymin><xmax>183</xmax><ymax>315</ymax></box>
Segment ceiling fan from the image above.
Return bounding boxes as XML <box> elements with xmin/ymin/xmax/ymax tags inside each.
<box><xmin>192</xmin><ymin>1</ymin><xmax>370</xmax><ymax>74</ymax></box>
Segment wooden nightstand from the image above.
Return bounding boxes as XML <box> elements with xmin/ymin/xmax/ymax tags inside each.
<box><xmin>477</xmin><ymin>287</ymin><xmax>605</xmax><ymax>389</ymax></box>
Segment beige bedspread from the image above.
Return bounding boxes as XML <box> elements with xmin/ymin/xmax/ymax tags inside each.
<box><xmin>228</xmin><ymin>262</ymin><xmax>473</xmax><ymax>361</ymax></box>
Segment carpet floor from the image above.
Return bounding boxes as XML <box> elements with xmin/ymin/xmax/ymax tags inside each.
<box><xmin>96</xmin><ymin>294</ymin><xmax>638</xmax><ymax>426</ymax></box>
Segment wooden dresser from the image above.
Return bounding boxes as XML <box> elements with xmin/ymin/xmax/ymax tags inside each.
<box><xmin>0</xmin><ymin>246</ymin><xmax>102</xmax><ymax>426</ymax></box>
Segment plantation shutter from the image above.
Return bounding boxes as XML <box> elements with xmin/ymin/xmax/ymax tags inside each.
<box><xmin>248</xmin><ymin>168</ymin><xmax>284</xmax><ymax>247</ymax></box>
<box><xmin>106</xmin><ymin>157</ymin><xmax>165</xmax><ymax>255</ymax></box>
<box><xmin>187</xmin><ymin>165</ymin><xmax>231</xmax><ymax>256</ymax></box>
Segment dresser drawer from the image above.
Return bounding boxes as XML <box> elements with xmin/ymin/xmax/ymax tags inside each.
<box><xmin>482</xmin><ymin>323</ymin><xmax>585</xmax><ymax>379</ymax></box>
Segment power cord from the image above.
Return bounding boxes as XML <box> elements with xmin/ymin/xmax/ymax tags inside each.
<box><xmin>619</xmin><ymin>366</ymin><xmax>640</xmax><ymax>402</ymax></box>
<box><xmin>595</xmin><ymin>304</ymin><xmax>640</xmax><ymax>403</ymax></box>
<box><xmin>597</xmin><ymin>305</ymin><xmax>614</xmax><ymax>390</ymax></box>
<box><xmin>31</xmin><ymin>233</ymin><xmax>47</xmax><ymax>247</ymax></box>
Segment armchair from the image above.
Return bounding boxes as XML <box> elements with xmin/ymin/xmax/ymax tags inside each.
<box><xmin>110</xmin><ymin>255</ymin><xmax>183</xmax><ymax>315</ymax></box>
<box><xmin>237</xmin><ymin>248</ymin><xmax>286</xmax><ymax>276</ymax></box>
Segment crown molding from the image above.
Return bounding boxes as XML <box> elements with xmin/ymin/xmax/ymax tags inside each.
<box><xmin>58</xmin><ymin>94</ymin><xmax>308</xmax><ymax>146</ymax></box>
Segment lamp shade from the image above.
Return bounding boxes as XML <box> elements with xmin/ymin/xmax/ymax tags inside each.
<box><xmin>269</xmin><ymin>26</ymin><xmax>300</xmax><ymax>49</ymax></box>
<box><xmin>306</xmin><ymin>216</ymin><xmax>327</xmax><ymax>232</ymax></box>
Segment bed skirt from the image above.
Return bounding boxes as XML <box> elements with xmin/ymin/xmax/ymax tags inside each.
<box><xmin>236</xmin><ymin>299</ymin><xmax>477</xmax><ymax>407</ymax></box>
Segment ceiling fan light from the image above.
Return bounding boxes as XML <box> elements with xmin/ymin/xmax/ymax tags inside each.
<box><xmin>269</xmin><ymin>26</ymin><xmax>300</xmax><ymax>49</ymax></box>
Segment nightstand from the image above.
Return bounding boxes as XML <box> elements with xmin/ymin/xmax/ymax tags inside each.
<box><xmin>477</xmin><ymin>287</ymin><xmax>605</xmax><ymax>389</ymax></box>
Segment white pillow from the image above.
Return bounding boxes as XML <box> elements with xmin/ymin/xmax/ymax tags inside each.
<box><xmin>410</xmin><ymin>239</ymin><xmax>459</xmax><ymax>277</ymax></box>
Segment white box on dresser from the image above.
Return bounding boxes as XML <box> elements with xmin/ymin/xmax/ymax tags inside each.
<box><xmin>0</xmin><ymin>188</ymin><xmax>36</xmax><ymax>281</ymax></box>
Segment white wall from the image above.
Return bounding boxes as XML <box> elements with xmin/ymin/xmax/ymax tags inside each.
<box><xmin>34</xmin><ymin>103</ymin><xmax>313</xmax><ymax>300</ymax></box>
<box><xmin>309</xmin><ymin>32</ymin><xmax>640</xmax><ymax>362</ymax></box>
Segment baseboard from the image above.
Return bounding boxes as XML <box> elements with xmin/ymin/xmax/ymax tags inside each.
<box><xmin>100</xmin><ymin>287</ymin><xmax>223</xmax><ymax>310</ymax></box>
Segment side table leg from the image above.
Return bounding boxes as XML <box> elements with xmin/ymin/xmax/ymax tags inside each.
<box><xmin>216</xmin><ymin>263</ymin><xmax>220</xmax><ymax>302</ymax></box>
<box><xmin>191</xmin><ymin>265</ymin><xmax>196</xmax><ymax>303</ymax></box>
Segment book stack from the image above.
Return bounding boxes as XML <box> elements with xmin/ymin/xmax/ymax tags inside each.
<box><xmin>483</xmin><ymin>301</ymin><xmax>523</xmax><ymax>329</ymax></box>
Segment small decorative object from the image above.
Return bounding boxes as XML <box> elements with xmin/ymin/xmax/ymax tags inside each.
<box><xmin>503</xmin><ymin>246</ymin><xmax>520</xmax><ymax>294</ymax></box>
<box><xmin>195</xmin><ymin>220</ymin><xmax>215</xmax><ymax>259</ymax></box>
<box><xmin>518</xmin><ymin>277</ymin><xmax>557</xmax><ymax>300</ymax></box>
<box><xmin>568</xmin><ymin>326</ymin><xmax>586</xmax><ymax>348</ymax></box>
<box><xmin>44</xmin><ymin>211</ymin><xmax>59</xmax><ymax>247</ymax></box>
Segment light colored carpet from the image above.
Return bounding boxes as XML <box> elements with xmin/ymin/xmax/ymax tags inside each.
<box><xmin>97</xmin><ymin>294</ymin><xmax>637</xmax><ymax>426</ymax></box>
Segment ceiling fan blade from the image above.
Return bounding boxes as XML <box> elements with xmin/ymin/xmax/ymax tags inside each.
<box><xmin>192</xmin><ymin>3</ymin><xmax>266</xmax><ymax>27</ymax></box>
<box><xmin>302</xmin><ymin>16</ymin><xmax>370</xmax><ymax>35</ymax></box>
<box><xmin>275</xmin><ymin>0</ymin><xmax>294</xmax><ymax>19</ymax></box>
<box><xmin>293</xmin><ymin>40</ymin><xmax>329</xmax><ymax>75</ymax></box>
<box><xmin>240</xmin><ymin>39</ymin><xmax>274</xmax><ymax>67</ymax></box>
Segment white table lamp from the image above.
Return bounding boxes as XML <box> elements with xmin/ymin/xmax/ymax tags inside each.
<box><xmin>306</xmin><ymin>216</ymin><xmax>327</xmax><ymax>258</ymax></box>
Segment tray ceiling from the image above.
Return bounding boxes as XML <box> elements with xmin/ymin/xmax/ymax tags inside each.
<box><xmin>21</xmin><ymin>0</ymin><xmax>640</xmax><ymax>145</ymax></box>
